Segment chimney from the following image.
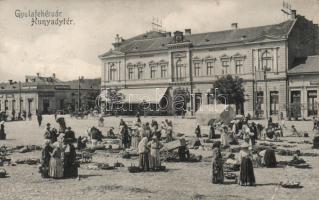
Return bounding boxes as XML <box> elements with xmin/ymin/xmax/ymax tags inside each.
<box><xmin>166</xmin><ymin>32</ymin><xmax>171</xmax><ymax>37</ymax></box>
<box><xmin>36</xmin><ymin>73</ymin><xmax>40</xmax><ymax>77</ymax></box>
<box><xmin>112</xmin><ymin>34</ymin><xmax>121</xmax><ymax>50</ymax></box>
<box><xmin>52</xmin><ymin>73</ymin><xmax>56</xmax><ymax>78</ymax></box>
<box><xmin>231</xmin><ymin>23</ymin><xmax>238</xmax><ymax>29</ymax></box>
<box><xmin>291</xmin><ymin>10</ymin><xmax>297</xmax><ymax>19</ymax></box>
<box><xmin>185</xmin><ymin>29</ymin><xmax>191</xmax><ymax>36</ymax></box>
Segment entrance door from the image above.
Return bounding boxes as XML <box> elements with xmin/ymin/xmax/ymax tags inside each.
<box><xmin>28</xmin><ymin>99</ymin><xmax>32</xmax><ymax>114</ymax></box>
<box><xmin>194</xmin><ymin>93</ymin><xmax>202</xmax><ymax>112</ymax></box>
<box><xmin>43</xmin><ymin>99</ymin><xmax>50</xmax><ymax>114</ymax></box>
<box><xmin>270</xmin><ymin>91</ymin><xmax>279</xmax><ymax>115</ymax></box>
<box><xmin>307</xmin><ymin>90</ymin><xmax>317</xmax><ymax>116</ymax></box>
<box><xmin>291</xmin><ymin>91</ymin><xmax>301</xmax><ymax>118</ymax></box>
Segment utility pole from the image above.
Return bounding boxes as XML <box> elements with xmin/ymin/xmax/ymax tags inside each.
<box><xmin>78</xmin><ymin>76</ymin><xmax>84</xmax><ymax>112</ymax></box>
<box><xmin>264</xmin><ymin>68</ymin><xmax>270</xmax><ymax>120</ymax></box>
<box><xmin>19</xmin><ymin>81</ymin><xmax>22</xmax><ymax>114</ymax></box>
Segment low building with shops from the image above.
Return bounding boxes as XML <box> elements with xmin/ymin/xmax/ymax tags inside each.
<box><xmin>0</xmin><ymin>74</ymin><xmax>100</xmax><ymax>117</ymax></box>
<box><xmin>288</xmin><ymin>56</ymin><xmax>319</xmax><ymax>119</ymax></box>
<box><xmin>99</xmin><ymin>10</ymin><xmax>319</xmax><ymax>118</ymax></box>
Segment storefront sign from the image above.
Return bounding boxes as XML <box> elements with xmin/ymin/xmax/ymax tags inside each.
<box><xmin>39</xmin><ymin>92</ymin><xmax>55</xmax><ymax>97</ymax></box>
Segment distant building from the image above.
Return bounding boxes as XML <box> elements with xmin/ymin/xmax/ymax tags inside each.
<box><xmin>99</xmin><ymin>10</ymin><xmax>319</xmax><ymax>118</ymax></box>
<box><xmin>0</xmin><ymin>73</ymin><xmax>100</xmax><ymax>116</ymax></box>
<box><xmin>288</xmin><ymin>56</ymin><xmax>319</xmax><ymax>119</ymax></box>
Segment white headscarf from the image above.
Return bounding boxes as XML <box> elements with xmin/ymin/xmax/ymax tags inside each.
<box><xmin>138</xmin><ymin>137</ymin><xmax>148</xmax><ymax>153</ymax></box>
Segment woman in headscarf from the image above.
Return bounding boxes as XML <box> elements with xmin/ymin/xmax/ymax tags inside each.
<box><xmin>120</xmin><ymin>125</ymin><xmax>130</xmax><ymax>149</ymax></box>
<box><xmin>63</xmin><ymin>138</ymin><xmax>78</xmax><ymax>178</ymax></box>
<box><xmin>0</xmin><ymin>121</ymin><xmax>6</xmax><ymax>140</ymax></box>
<box><xmin>239</xmin><ymin>142</ymin><xmax>255</xmax><ymax>186</ymax></box>
<box><xmin>209</xmin><ymin>124</ymin><xmax>215</xmax><ymax>139</ymax></box>
<box><xmin>144</xmin><ymin>122</ymin><xmax>152</xmax><ymax>140</ymax></box>
<box><xmin>195</xmin><ymin>124</ymin><xmax>201</xmax><ymax>138</ymax></box>
<box><xmin>49</xmin><ymin>139</ymin><xmax>64</xmax><ymax>179</ymax></box>
<box><xmin>211</xmin><ymin>141</ymin><xmax>224</xmax><ymax>184</ymax></box>
<box><xmin>130</xmin><ymin>123</ymin><xmax>141</xmax><ymax>149</ymax></box>
<box><xmin>220</xmin><ymin>127</ymin><xmax>229</xmax><ymax>147</ymax></box>
<box><xmin>148</xmin><ymin>136</ymin><xmax>163</xmax><ymax>170</ymax></box>
<box><xmin>40</xmin><ymin>139</ymin><xmax>53</xmax><ymax>178</ymax></box>
<box><xmin>138</xmin><ymin>137</ymin><xmax>149</xmax><ymax>171</ymax></box>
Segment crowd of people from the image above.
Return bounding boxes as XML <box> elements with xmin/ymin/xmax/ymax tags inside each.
<box><xmin>1</xmin><ymin>110</ymin><xmax>311</xmax><ymax>187</ymax></box>
<box><xmin>207</xmin><ymin>115</ymin><xmax>285</xmax><ymax>186</ymax></box>
<box><xmin>118</xmin><ymin>117</ymin><xmax>173</xmax><ymax>171</ymax></box>
<box><xmin>39</xmin><ymin>118</ymin><xmax>78</xmax><ymax>179</ymax></box>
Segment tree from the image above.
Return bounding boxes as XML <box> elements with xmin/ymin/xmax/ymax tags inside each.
<box><xmin>105</xmin><ymin>88</ymin><xmax>125</xmax><ymax>114</ymax></box>
<box><xmin>172</xmin><ymin>87</ymin><xmax>190</xmax><ymax>116</ymax></box>
<box><xmin>212</xmin><ymin>75</ymin><xmax>245</xmax><ymax>114</ymax></box>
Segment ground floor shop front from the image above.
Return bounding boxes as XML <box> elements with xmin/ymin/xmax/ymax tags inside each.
<box><xmin>101</xmin><ymin>78</ymin><xmax>309</xmax><ymax>119</ymax></box>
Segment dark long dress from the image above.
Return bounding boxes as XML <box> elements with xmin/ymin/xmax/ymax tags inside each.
<box><xmin>239</xmin><ymin>150</ymin><xmax>255</xmax><ymax>186</ymax></box>
<box><xmin>63</xmin><ymin>143</ymin><xmax>78</xmax><ymax>178</ymax></box>
<box><xmin>0</xmin><ymin>125</ymin><xmax>6</xmax><ymax>140</ymax></box>
<box><xmin>211</xmin><ymin>148</ymin><xmax>224</xmax><ymax>184</ymax></box>
<box><xmin>209</xmin><ymin>126</ymin><xmax>215</xmax><ymax>139</ymax></box>
<box><xmin>40</xmin><ymin>145</ymin><xmax>53</xmax><ymax>178</ymax></box>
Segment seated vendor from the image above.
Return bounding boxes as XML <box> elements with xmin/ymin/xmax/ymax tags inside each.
<box><xmin>178</xmin><ymin>138</ymin><xmax>190</xmax><ymax>161</ymax></box>
<box><xmin>107</xmin><ymin>127</ymin><xmax>116</xmax><ymax>138</ymax></box>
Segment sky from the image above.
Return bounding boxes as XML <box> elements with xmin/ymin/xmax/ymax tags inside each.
<box><xmin>0</xmin><ymin>0</ymin><xmax>318</xmax><ymax>81</ymax></box>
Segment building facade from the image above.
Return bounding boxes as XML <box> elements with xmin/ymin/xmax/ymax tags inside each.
<box><xmin>0</xmin><ymin>74</ymin><xmax>100</xmax><ymax>117</ymax></box>
<box><xmin>99</xmin><ymin>10</ymin><xmax>319</xmax><ymax>118</ymax></box>
<box><xmin>288</xmin><ymin>56</ymin><xmax>319</xmax><ymax>119</ymax></box>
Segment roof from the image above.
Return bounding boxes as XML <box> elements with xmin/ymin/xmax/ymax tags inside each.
<box><xmin>64</xmin><ymin>78</ymin><xmax>101</xmax><ymax>90</ymax></box>
<box><xmin>101</xmin><ymin>20</ymin><xmax>295</xmax><ymax>56</ymax></box>
<box><xmin>0</xmin><ymin>78</ymin><xmax>100</xmax><ymax>91</ymax></box>
<box><xmin>288</xmin><ymin>55</ymin><xmax>319</xmax><ymax>74</ymax></box>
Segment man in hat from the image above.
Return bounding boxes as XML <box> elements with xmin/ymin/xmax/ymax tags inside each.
<box><xmin>65</xmin><ymin>127</ymin><xmax>76</xmax><ymax>143</ymax></box>
<box><xmin>44</xmin><ymin>123</ymin><xmax>53</xmax><ymax>142</ymax></box>
<box><xmin>40</xmin><ymin>139</ymin><xmax>53</xmax><ymax>178</ymax></box>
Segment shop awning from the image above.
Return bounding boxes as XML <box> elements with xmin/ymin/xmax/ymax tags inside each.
<box><xmin>120</xmin><ymin>88</ymin><xmax>168</xmax><ymax>104</ymax></box>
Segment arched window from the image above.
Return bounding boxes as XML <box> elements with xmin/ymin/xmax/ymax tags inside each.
<box><xmin>261</xmin><ymin>50</ymin><xmax>273</xmax><ymax>70</ymax></box>
<box><xmin>176</xmin><ymin>60</ymin><xmax>184</xmax><ymax>79</ymax></box>
<box><xmin>109</xmin><ymin>63</ymin><xmax>116</xmax><ymax>81</ymax></box>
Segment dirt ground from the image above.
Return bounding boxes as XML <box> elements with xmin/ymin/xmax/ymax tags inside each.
<box><xmin>0</xmin><ymin>115</ymin><xmax>319</xmax><ymax>200</ymax></box>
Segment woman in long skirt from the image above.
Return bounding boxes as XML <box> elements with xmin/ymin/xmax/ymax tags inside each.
<box><xmin>131</xmin><ymin>125</ymin><xmax>140</xmax><ymax>149</ymax></box>
<box><xmin>220</xmin><ymin>128</ymin><xmax>229</xmax><ymax>147</ymax></box>
<box><xmin>49</xmin><ymin>142</ymin><xmax>64</xmax><ymax>179</ymax></box>
<box><xmin>148</xmin><ymin>136</ymin><xmax>163</xmax><ymax>170</ymax></box>
<box><xmin>239</xmin><ymin>142</ymin><xmax>255</xmax><ymax>186</ymax></box>
<box><xmin>211</xmin><ymin>141</ymin><xmax>224</xmax><ymax>184</ymax></box>
<box><xmin>138</xmin><ymin>137</ymin><xmax>149</xmax><ymax>171</ymax></box>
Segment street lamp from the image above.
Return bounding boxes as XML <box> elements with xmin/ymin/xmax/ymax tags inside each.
<box><xmin>78</xmin><ymin>76</ymin><xmax>84</xmax><ymax>112</ymax></box>
<box><xmin>264</xmin><ymin>67</ymin><xmax>271</xmax><ymax>121</ymax></box>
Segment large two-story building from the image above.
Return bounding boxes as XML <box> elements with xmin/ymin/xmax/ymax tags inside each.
<box><xmin>99</xmin><ymin>10</ymin><xmax>319</xmax><ymax>118</ymax></box>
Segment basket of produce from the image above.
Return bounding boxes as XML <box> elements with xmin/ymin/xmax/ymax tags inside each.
<box><xmin>280</xmin><ymin>181</ymin><xmax>302</xmax><ymax>189</ymax></box>
<box><xmin>224</xmin><ymin>172</ymin><xmax>237</xmax><ymax>180</ymax></box>
<box><xmin>128</xmin><ymin>165</ymin><xmax>141</xmax><ymax>173</ymax></box>
<box><xmin>113</xmin><ymin>161</ymin><xmax>125</xmax><ymax>167</ymax></box>
<box><xmin>294</xmin><ymin>163</ymin><xmax>310</xmax><ymax>169</ymax></box>
<box><xmin>0</xmin><ymin>168</ymin><xmax>6</xmax><ymax>178</ymax></box>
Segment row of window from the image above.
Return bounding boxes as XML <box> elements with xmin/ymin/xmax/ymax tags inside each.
<box><xmin>107</xmin><ymin>50</ymin><xmax>276</xmax><ymax>81</ymax></box>
<box><xmin>127</xmin><ymin>64</ymin><xmax>168</xmax><ymax>80</ymax></box>
<box><xmin>193</xmin><ymin>58</ymin><xmax>245</xmax><ymax>77</ymax></box>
